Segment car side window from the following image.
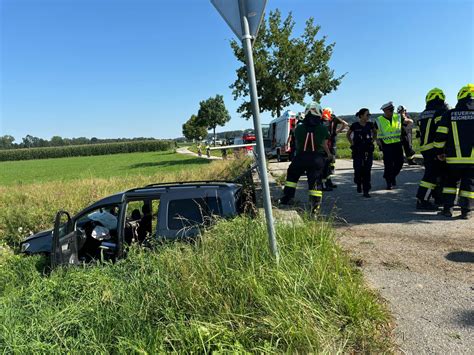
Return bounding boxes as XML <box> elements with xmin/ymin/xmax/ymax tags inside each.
<box><xmin>167</xmin><ymin>197</ymin><xmax>222</xmax><ymax>230</ymax></box>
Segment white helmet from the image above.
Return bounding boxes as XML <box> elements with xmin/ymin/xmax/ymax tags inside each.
<box><xmin>397</xmin><ymin>105</ymin><xmax>406</xmax><ymax>113</ymax></box>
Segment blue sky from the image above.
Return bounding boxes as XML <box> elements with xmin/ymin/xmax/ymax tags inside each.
<box><xmin>1</xmin><ymin>0</ymin><xmax>473</xmax><ymax>141</ymax></box>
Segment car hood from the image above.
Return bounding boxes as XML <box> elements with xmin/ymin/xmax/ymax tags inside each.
<box><xmin>20</xmin><ymin>229</ymin><xmax>53</xmax><ymax>254</ymax></box>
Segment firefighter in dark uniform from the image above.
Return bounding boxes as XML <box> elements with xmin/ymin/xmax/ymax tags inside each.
<box><xmin>375</xmin><ymin>101</ymin><xmax>411</xmax><ymax>190</ymax></box>
<box><xmin>397</xmin><ymin>105</ymin><xmax>417</xmax><ymax>165</ymax></box>
<box><xmin>416</xmin><ymin>88</ymin><xmax>449</xmax><ymax>210</ymax></box>
<box><xmin>279</xmin><ymin>102</ymin><xmax>333</xmax><ymax>214</ymax></box>
<box><xmin>434</xmin><ymin>84</ymin><xmax>474</xmax><ymax>219</ymax></box>
<box><xmin>321</xmin><ymin>107</ymin><xmax>348</xmax><ymax>190</ymax></box>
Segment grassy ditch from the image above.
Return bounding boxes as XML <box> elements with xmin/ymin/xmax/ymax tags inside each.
<box><xmin>0</xmin><ymin>217</ymin><xmax>391</xmax><ymax>353</ymax></box>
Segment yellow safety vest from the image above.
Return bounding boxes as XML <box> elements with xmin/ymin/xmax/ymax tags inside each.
<box><xmin>375</xmin><ymin>114</ymin><xmax>401</xmax><ymax>144</ymax></box>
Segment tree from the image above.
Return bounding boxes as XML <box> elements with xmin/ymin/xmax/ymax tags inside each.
<box><xmin>0</xmin><ymin>135</ymin><xmax>15</xmax><ymax>149</ymax></box>
<box><xmin>50</xmin><ymin>136</ymin><xmax>64</xmax><ymax>147</ymax></box>
<box><xmin>196</xmin><ymin>95</ymin><xmax>231</xmax><ymax>146</ymax></box>
<box><xmin>230</xmin><ymin>9</ymin><xmax>344</xmax><ymax>118</ymax></box>
<box><xmin>182</xmin><ymin>114</ymin><xmax>208</xmax><ymax>141</ymax></box>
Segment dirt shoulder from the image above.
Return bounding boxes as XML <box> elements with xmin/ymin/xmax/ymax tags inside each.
<box><xmin>268</xmin><ymin>159</ymin><xmax>473</xmax><ymax>354</ymax></box>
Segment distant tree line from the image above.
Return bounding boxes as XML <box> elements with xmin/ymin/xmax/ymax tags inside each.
<box><xmin>0</xmin><ymin>135</ymin><xmax>159</xmax><ymax>150</ymax></box>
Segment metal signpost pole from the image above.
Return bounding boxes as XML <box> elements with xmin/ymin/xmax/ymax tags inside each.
<box><xmin>237</xmin><ymin>0</ymin><xmax>279</xmax><ymax>261</ymax></box>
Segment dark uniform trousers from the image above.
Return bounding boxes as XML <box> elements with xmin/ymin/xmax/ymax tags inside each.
<box><xmin>322</xmin><ymin>147</ymin><xmax>336</xmax><ymax>183</ymax></box>
<box><xmin>381</xmin><ymin>142</ymin><xmax>404</xmax><ymax>184</ymax></box>
<box><xmin>282</xmin><ymin>152</ymin><xmax>325</xmax><ymax>210</ymax></box>
<box><xmin>352</xmin><ymin>145</ymin><xmax>373</xmax><ymax>193</ymax></box>
<box><xmin>442</xmin><ymin>165</ymin><xmax>474</xmax><ymax>212</ymax></box>
<box><xmin>416</xmin><ymin>151</ymin><xmax>444</xmax><ymax>203</ymax></box>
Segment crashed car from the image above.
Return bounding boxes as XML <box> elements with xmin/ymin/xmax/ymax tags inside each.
<box><xmin>20</xmin><ymin>181</ymin><xmax>255</xmax><ymax>268</ymax></box>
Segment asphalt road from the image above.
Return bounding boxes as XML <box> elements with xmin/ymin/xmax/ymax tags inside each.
<box><xmin>268</xmin><ymin>159</ymin><xmax>473</xmax><ymax>354</ymax></box>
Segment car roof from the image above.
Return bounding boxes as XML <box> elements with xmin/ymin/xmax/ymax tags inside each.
<box><xmin>86</xmin><ymin>181</ymin><xmax>240</xmax><ymax>210</ymax></box>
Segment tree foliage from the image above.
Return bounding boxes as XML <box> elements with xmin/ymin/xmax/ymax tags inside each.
<box><xmin>182</xmin><ymin>114</ymin><xmax>208</xmax><ymax>141</ymax></box>
<box><xmin>230</xmin><ymin>9</ymin><xmax>344</xmax><ymax>118</ymax></box>
<box><xmin>196</xmin><ymin>95</ymin><xmax>231</xmax><ymax>145</ymax></box>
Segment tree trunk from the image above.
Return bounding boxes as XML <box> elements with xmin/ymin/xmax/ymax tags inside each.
<box><xmin>213</xmin><ymin>126</ymin><xmax>216</xmax><ymax>147</ymax></box>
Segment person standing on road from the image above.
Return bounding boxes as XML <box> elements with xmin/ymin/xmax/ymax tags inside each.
<box><xmin>286</xmin><ymin>121</ymin><xmax>297</xmax><ymax>161</ymax></box>
<box><xmin>279</xmin><ymin>102</ymin><xmax>332</xmax><ymax>215</ymax></box>
<box><xmin>375</xmin><ymin>101</ymin><xmax>407</xmax><ymax>190</ymax></box>
<box><xmin>346</xmin><ymin>108</ymin><xmax>376</xmax><ymax>198</ymax></box>
<box><xmin>415</xmin><ymin>88</ymin><xmax>450</xmax><ymax>210</ymax></box>
<box><xmin>434</xmin><ymin>84</ymin><xmax>474</xmax><ymax>219</ymax></box>
<box><xmin>398</xmin><ymin>105</ymin><xmax>417</xmax><ymax>165</ymax></box>
<box><xmin>321</xmin><ymin>107</ymin><xmax>348</xmax><ymax>191</ymax></box>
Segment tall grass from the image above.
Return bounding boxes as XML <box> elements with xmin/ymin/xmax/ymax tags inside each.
<box><xmin>0</xmin><ymin>217</ymin><xmax>390</xmax><ymax>353</ymax></box>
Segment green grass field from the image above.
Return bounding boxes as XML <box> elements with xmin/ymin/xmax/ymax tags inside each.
<box><xmin>0</xmin><ymin>150</ymin><xmax>210</xmax><ymax>186</ymax></box>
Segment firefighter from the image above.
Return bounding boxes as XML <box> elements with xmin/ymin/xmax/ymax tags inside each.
<box><xmin>321</xmin><ymin>107</ymin><xmax>348</xmax><ymax>190</ymax></box>
<box><xmin>346</xmin><ymin>108</ymin><xmax>376</xmax><ymax>197</ymax></box>
<box><xmin>415</xmin><ymin>88</ymin><xmax>449</xmax><ymax>210</ymax></box>
<box><xmin>375</xmin><ymin>101</ymin><xmax>409</xmax><ymax>190</ymax></box>
<box><xmin>279</xmin><ymin>102</ymin><xmax>333</xmax><ymax>214</ymax></box>
<box><xmin>434</xmin><ymin>83</ymin><xmax>474</xmax><ymax>219</ymax></box>
<box><xmin>398</xmin><ymin>105</ymin><xmax>417</xmax><ymax>165</ymax></box>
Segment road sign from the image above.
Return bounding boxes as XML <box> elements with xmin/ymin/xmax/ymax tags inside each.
<box><xmin>210</xmin><ymin>0</ymin><xmax>279</xmax><ymax>262</ymax></box>
<box><xmin>211</xmin><ymin>0</ymin><xmax>267</xmax><ymax>39</ymax></box>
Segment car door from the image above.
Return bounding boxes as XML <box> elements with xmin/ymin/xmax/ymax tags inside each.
<box><xmin>51</xmin><ymin>211</ymin><xmax>80</xmax><ymax>268</ymax></box>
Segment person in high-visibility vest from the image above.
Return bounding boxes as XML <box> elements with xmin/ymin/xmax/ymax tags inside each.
<box><xmin>416</xmin><ymin>88</ymin><xmax>450</xmax><ymax>210</ymax></box>
<box><xmin>434</xmin><ymin>83</ymin><xmax>474</xmax><ymax>219</ymax></box>
<box><xmin>375</xmin><ymin>101</ymin><xmax>412</xmax><ymax>190</ymax></box>
<box><xmin>279</xmin><ymin>102</ymin><xmax>333</xmax><ymax>215</ymax></box>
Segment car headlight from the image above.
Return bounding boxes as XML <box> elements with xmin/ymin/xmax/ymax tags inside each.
<box><xmin>20</xmin><ymin>243</ymin><xmax>30</xmax><ymax>253</ymax></box>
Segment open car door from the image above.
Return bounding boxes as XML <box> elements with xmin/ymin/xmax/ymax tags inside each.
<box><xmin>51</xmin><ymin>211</ymin><xmax>80</xmax><ymax>268</ymax></box>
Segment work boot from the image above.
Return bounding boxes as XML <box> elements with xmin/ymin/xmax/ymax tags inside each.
<box><xmin>322</xmin><ymin>184</ymin><xmax>333</xmax><ymax>192</ymax></box>
<box><xmin>438</xmin><ymin>207</ymin><xmax>453</xmax><ymax>217</ymax></box>
<box><xmin>357</xmin><ymin>184</ymin><xmax>362</xmax><ymax>193</ymax></box>
<box><xmin>460</xmin><ymin>209</ymin><xmax>471</xmax><ymax>220</ymax></box>
<box><xmin>278</xmin><ymin>196</ymin><xmax>294</xmax><ymax>205</ymax></box>
<box><xmin>386</xmin><ymin>182</ymin><xmax>392</xmax><ymax>190</ymax></box>
<box><xmin>392</xmin><ymin>178</ymin><xmax>397</xmax><ymax>186</ymax></box>
<box><xmin>416</xmin><ymin>199</ymin><xmax>438</xmax><ymax>211</ymax></box>
<box><xmin>363</xmin><ymin>191</ymin><xmax>371</xmax><ymax>198</ymax></box>
<box><xmin>326</xmin><ymin>179</ymin><xmax>337</xmax><ymax>188</ymax></box>
<box><xmin>408</xmin><ymin>159</ymin><xmax>417</xmax><ymax>166</ymax></box>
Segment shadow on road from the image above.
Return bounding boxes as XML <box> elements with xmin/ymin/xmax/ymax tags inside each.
<box><xmin>445</xmin><ymin>251</ymin><xmax>474</xmax><ymax>263</ymax></box>
<box><xmin>456</xmin><ymin>310</ymin><xmax>474</xmax><ymax>327</ymax></box>
<box><xmin>268</xmin><ymin>160</ymin><xmax>465</xmax><ymax>226</ymax></box>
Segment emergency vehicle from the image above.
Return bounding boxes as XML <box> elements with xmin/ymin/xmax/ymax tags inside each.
<box><xmin>233</xmin><ymin>132</ymin><xmax>256</xmax><ymax>156</ymax></box>
<box><xmin>267</xmin><ymin>110</ymin><xmax>297</xmax><ymax>161</ymax></box>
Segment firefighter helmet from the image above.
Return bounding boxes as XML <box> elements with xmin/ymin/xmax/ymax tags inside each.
<box><xmin>457</xmin><ymin>83</ymin><xmax>474</xmax><ymax>101</ymax></box>
<box><xmin>322</xmin><ymin>107</ymin><xmax>333</xmax><ymax>120</ymax></box>
<box><xmin>305</xmin><ymin>102</ymin><xmax>322</xmax><ymax>116</ymax></box>
<box><xmin>425</xmin><ymin>88</ymin><xmax>445</xmax><ymax>103</ymax></box>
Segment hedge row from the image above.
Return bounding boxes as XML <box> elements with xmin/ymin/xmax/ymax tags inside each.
<box><xmin>0</xmin><ymin>140</ymin><xmax>175</xmax><ymax>161</ymax></box>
